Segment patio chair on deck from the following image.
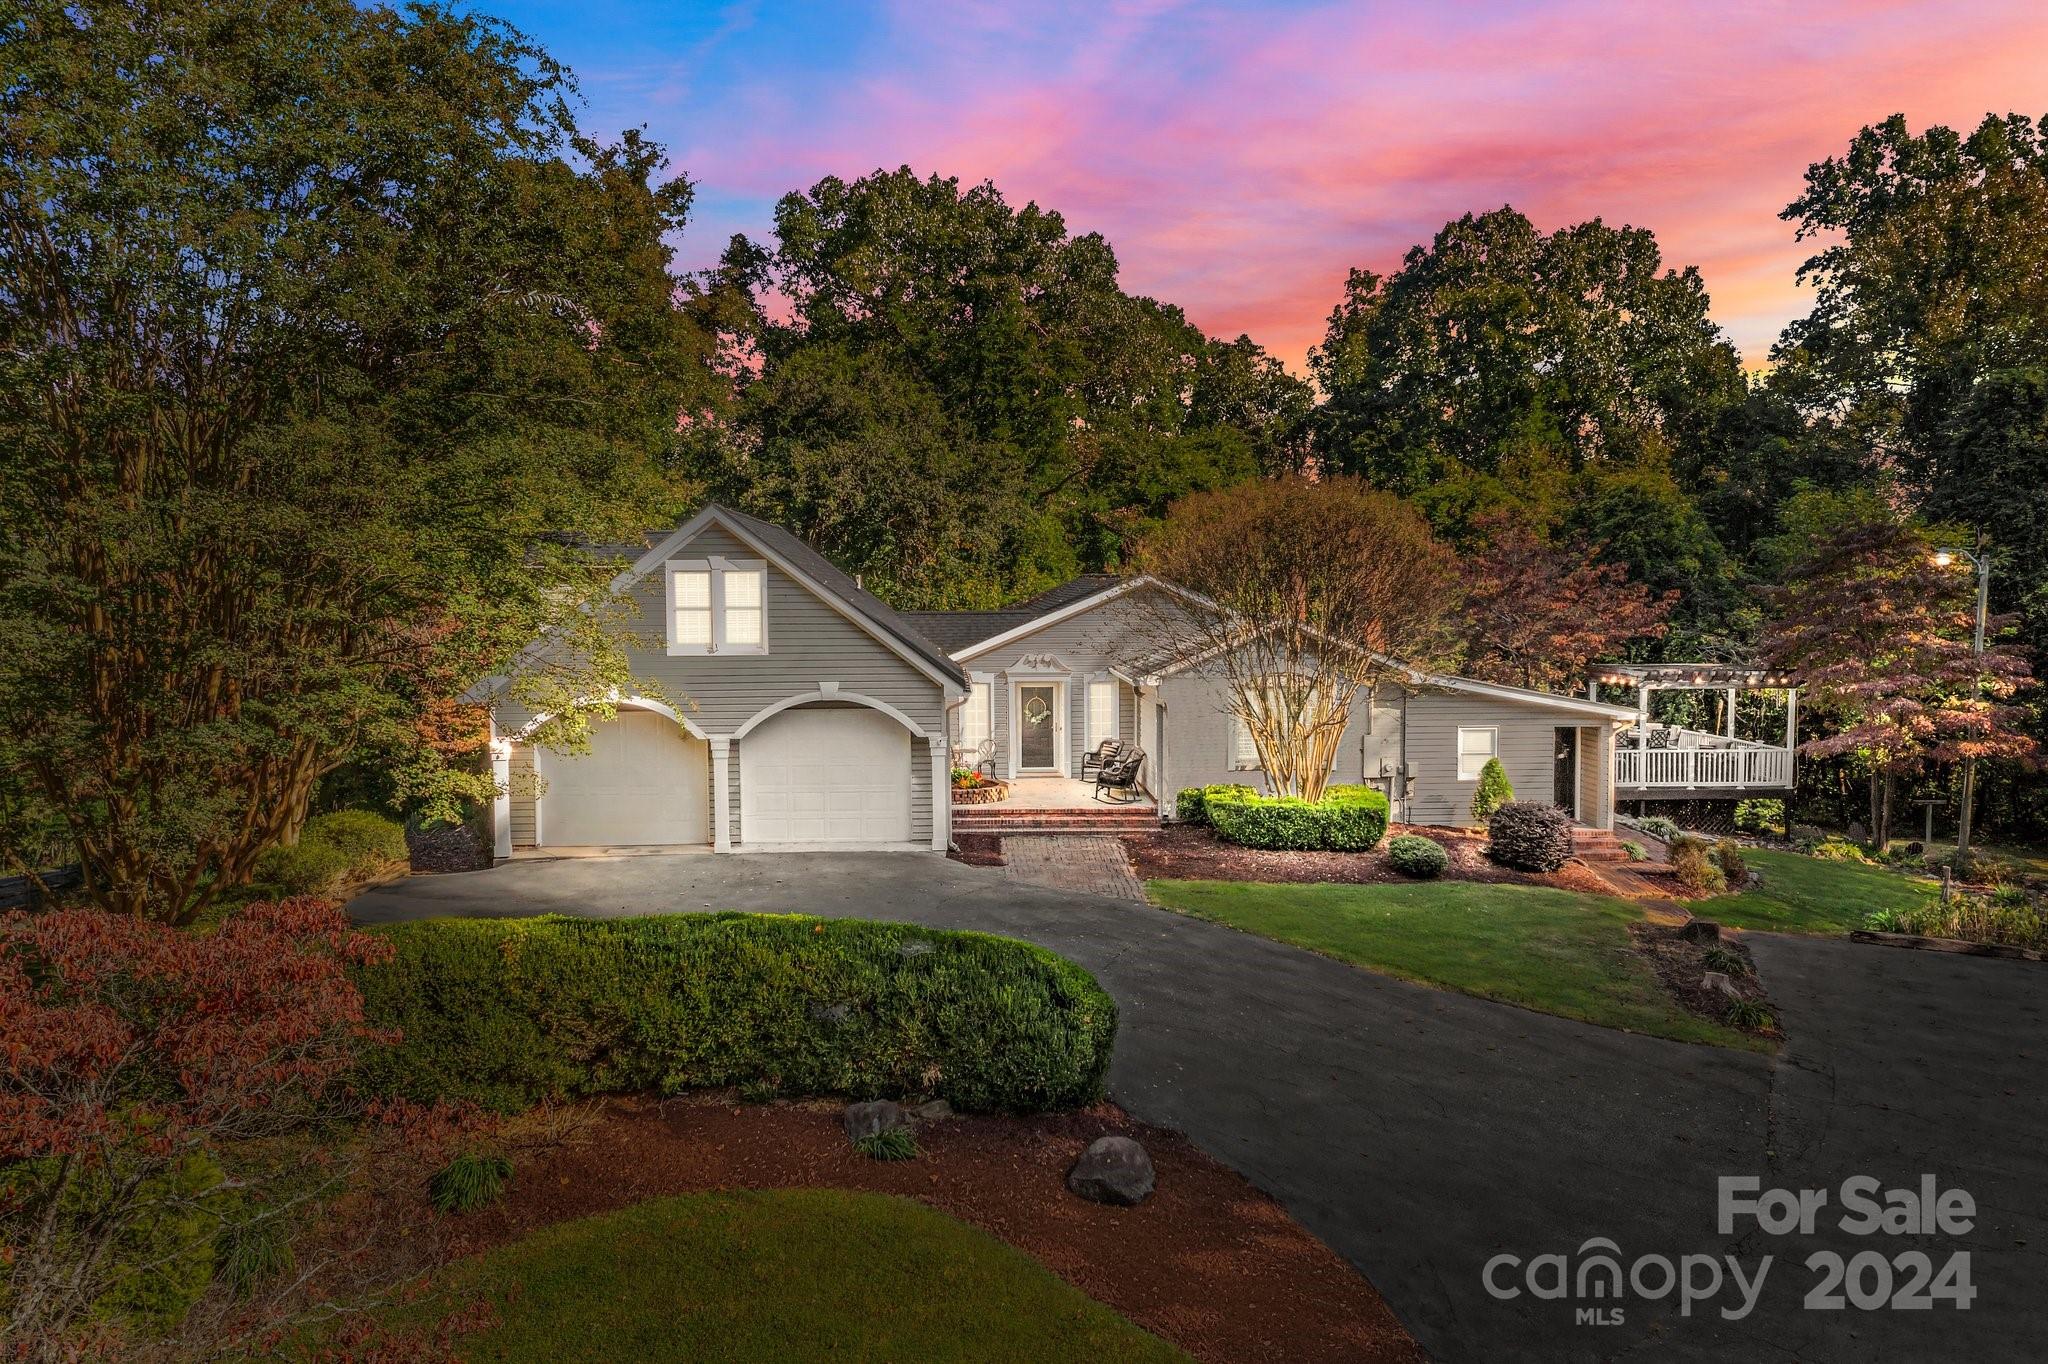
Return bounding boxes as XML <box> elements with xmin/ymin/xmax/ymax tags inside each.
<box><xmin>1081</xmin><ymin>738</ymin><xmax>1126</xmax><ymax>778</ymax></box>
<box><xmin>1092</xmin><ymin>748</ymin><xmax>1145</xmax><ymax>803</ymax></box>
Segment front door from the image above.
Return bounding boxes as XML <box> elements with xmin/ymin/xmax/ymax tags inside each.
<box><xmin>1554</xmin><ymin>727</ymin><xmax>1578</xmax><ymax>815</ymax></box>
<box><xmin>1019</xmin><ymin>683</ymin><xmax>1060</xmax><ymax>771</ymax></box>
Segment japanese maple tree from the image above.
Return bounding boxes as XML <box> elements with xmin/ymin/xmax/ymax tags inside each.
<box><xmin>1456</xmin><ymin>521</ymin><xmax>1675</xmax><ymax>692</ymax></box>
<box><xmin>1762</xmin><ymin>508</ymin><xmax>2037</xmax><ymax>846</ymax></box>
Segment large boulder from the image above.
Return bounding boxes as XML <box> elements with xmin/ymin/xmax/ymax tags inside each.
<box><xmin>1678</xmin><ymin>918</ymin><xmax>1723</xmax><ymax>943</ymax></box>
<box><xmin>1066</xmin><ymin>1135</ymin><xmax>1155</xmax><ymax>1207</ymax></box>
<box><xmin>843</xmin><ymin>1100</ymin><xmax>907</xmax><ymax>1143</ymax></box>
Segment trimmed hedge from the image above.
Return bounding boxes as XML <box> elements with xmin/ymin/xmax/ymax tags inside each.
<box><xmin>1203</xmin><ymin>784</ymin><xmax>1390</xmax><ymax>852</ymax></box>
<box><xmin>1385</xmin><ymin>833</ymin><xmax>1449</xmax><ymax>878</ymax></box>
<box><xmin>1486</xmin><ymin>801</ymin><xmax>1574</xmax><ymax>872</ymax></box>
<box><xmin>1174</xmin><ymin>783</ymin><xmax>1255</xmax><ymax>825</ymax></box>
<box><xmin>355</xmin><ymin>914</ymin><xmax>1117</xmax><ymax>1115</ymax></box>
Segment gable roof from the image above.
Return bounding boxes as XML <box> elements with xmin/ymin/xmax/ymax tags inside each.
<box><xmin>624</xmin><ymin>505</ymin><xmax>968</xmax><ymax>690</ymax></box>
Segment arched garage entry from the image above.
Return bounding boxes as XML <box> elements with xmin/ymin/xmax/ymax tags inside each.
<box><xmin>736</xmin><ymin>696</ymin><xmax>918</xmax><ymax>847</ymax></box>
<box><xmin>526</xmin><ymin>702</ymin><xmax>710</xmax><ymax>847</ymax></box>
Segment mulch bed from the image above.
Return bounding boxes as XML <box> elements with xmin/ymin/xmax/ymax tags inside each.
<box><xmin>1123</xmin><ymin>823</ymin><xmax>1614</xmax><ymax>895</ymax></box>
<box><xmin>405</xmin><ymin>821</ymin><xmax>489</xmax><ymax>874</ymax></box>
<box><xmin>948</xmin><ymin>832</ymin><xmax>1007</xmax><ymax>867</ymax></box>
<box><xmin>1628</xmin><ymin>922</ymin><xmax>1779</xmax><ymax>1037</ymax></box>
<box><xmin>438</xmin><ymin>1094</ymin><xmax>1423</xmax><ymax>1364</ymax></box>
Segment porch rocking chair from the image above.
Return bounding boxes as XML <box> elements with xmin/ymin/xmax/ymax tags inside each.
<box><xmin>1081</xmin><ymin>738</ymin><xmax>1126</xmax><ymax>778</ymax></box>
<box><xmin>1092</xmin><ymin>747</ymin><xmax>1145</xmax><ymax>803</ymax></box>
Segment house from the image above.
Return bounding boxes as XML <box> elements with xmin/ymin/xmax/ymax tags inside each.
<box><xmin>481</xmin><ymin>503</ymin><xmax>1658</xmax><ymax>858</ymax></box>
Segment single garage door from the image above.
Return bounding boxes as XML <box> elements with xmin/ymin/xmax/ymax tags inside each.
<box><xmin>740</xmin><ymin>706</ymin><xmax>913</xmax><ymax>846</ymax></box>
<box><xmin>536</xmin><ymin>709</ymin><xmax>709</xmax><ymax>846</ymax></box>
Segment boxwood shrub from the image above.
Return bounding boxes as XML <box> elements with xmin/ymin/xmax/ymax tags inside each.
<box><xmin>1203</xmin><ymin>784</ymin><xmax>1390</xmax><ymax>851</ymax></box>
<box><xmin>1174</xmin><ymin>783</ymin><xmax>1255</xmax><ymax>825</ymax></box>
<box><xmin>251</xmin><ymin>809</ymin><xmax>407</xmax><ymax>897</ymax></box>
<box><xmin>1486</xmin><ymin>801</ymin><xmax>1574</xmax><ymax>872</ymax></box>
<box><xmin>1385</xmin><ymin>833</ymin><xmax>1450</xmax><ymax>878</ymax></box>
<box><xmin>354</xmin><ymin>914</ymin><xmax>1117</xmax><ymax>1115</ymax></box>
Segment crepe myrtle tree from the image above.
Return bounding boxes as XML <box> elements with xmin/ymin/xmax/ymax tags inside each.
<box><xmin>0</xmin><ymin>0</ymin><xmax>720</xmax><ymax>922</ymax></box>
<box><xmin>1128</xmin><ymin>477</ymin><xmax>1458</xmax><ymax>801</ymax></box>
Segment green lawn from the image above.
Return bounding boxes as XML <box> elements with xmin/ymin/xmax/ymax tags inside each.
<box><xmin>1695</xmin><ymin>848</ymin><xmax>1941</xmax><ymax>935</ymax></box>
<box><xmin>1147</xmin><ymin>879</ymin><xmax>1763</xmax><ymax>1051</ymax></box>
<box><xmin>377</xmin><ymin>1189</ymin><xmax>1184</xmax><ymax>1363</ymax></box>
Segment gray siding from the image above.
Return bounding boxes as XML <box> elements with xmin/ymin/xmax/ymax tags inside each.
<box><xmin>508</xmin><ymin>745</ymin><xmax>536</xmax><ymax>847</ymax></box>
<box><xmin>958</xmin><ymin>593</ymin><xmax>1149</xmax><ymax>778</ymax></box>
<box><xmin>1405</xmin><ymin>692</ymin><xmax>1570</xmax><ymax>827</ymax></box>
<box><xmin>497</xmin><ymin>523</ymin><xmax>948</xmax><ymax>848</ymax></box>
<box><xmin>1578</xmin><ymin>726</ymin><xmax>1616</xmax><ymax>830</ymax></box>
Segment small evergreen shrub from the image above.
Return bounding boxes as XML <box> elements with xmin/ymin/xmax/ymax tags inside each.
<box><xmin>1669</xmin><ymin>836</ymin><xmax>1728</xmax><ymax>894</ymax></box>
<box><xmin>853</xmin><ymin>1129</ymin><xmax>918</xmax><ymax>1161</ymax></box>
<box><xmin>1469</xmin><ymin>758</ymin><xmax>1515</xmax><ymax>825</ymax></box>
<box><xmin>428</xmin><ymin>1153</ymin><xmax>512</xmax><ymax>1214</ymax></box>
<box><xmin>1733</xmin><ymin>799</ymin><xmax>1786</xmax><ymax>837</ymax></box>
<box><xmin>1485</xmin><ymin>801</ymin><xmax>1574</xmax><ymax>872</ymax></box>
<box><xmin>1203</xmin><ymin>784</ymin><xmax>1390</xmax><ymax>851</ymax></box>
<box><xmin>1634</xmin><ymin>815</ymin><xmax>1680</xmax><ymax>841</ymax></box>
<box><xmin>1175</xmin><ymin>783</ymin><xmax>1255</xmax><ymax>825</ymax></box>
<box><xmin>357</xmin><ymin>914</ymin><xmax>1118</xmax><ymax>1115</ymax></box>
<box><xmin>251</xmin><ymin>839</ymin><xmax>354</xmax><ymax>897</ymax></box>
<box><xmin>1620</xmin><ymin>840</ymin><xmax>1648</xmax><ymax>862</ymax></box>
<box><xmin>1385</xmin><ymin>833</ymin><xmax>1449</xmax><ymax>879</ymax></box>
<box><xmin>1713</xmin><ymin>839</ymin><xmax>1748</xmax><ymax>885</ymax></box>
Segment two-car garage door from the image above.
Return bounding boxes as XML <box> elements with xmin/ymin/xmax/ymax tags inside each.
<box><xmin>740</xmin><ymin>707</ymin><xmax>912</xmax><ymax>846</ymax></box>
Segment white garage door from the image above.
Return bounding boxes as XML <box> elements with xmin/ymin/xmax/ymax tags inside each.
<box><xmin>740</xmin><ymin>707</ymin><xmax>913</xmax><ymax>846</ymax></box>
<box><xmin>537</xmin><ymin>709</ymin><xmax>709</xmax><ymax>846</ymax></box>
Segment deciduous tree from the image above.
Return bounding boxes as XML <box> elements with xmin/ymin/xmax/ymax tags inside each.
<box><xmin>1126</xmin><ymin>478</ymin><xmax>1457</xmax><ymax>800</ymax></box>
<box><xmin>1760</xmin><ymin>500</ymin><xmax>2037</xmax><ymax>845</ymax></box>
<box><xmin>0</xmin><ymin>0</ymin><xmax>717</xmax><ymax>920</ymax></box>
<box><xmin>1457</xmin><ymin>521</ymin><xmax>1675</xmax><ymax>692</ymax></box>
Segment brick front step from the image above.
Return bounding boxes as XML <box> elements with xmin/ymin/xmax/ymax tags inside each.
<box><xmin>1570</xmin><ymin>828</ymin><xmax>1631</xmax><ymax>864</ymax></box>
<box><xmin>954</xmin><ymin>807</ymin><xmax>1158</xmax><ymax>835</ymax></box>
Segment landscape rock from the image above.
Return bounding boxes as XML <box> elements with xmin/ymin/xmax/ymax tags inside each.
<box><xmin>843</xmin><ymin>1100</ymin><xmax>907</xmax><ymax>1143</ymax></box>
<box><xmin>1678</xmin><ymin>918</ymin><xmax>1722</xmax><ymax>943</ymax></box>
<box><xmin>1790</xmin><ymin>823</ymin><xmax>1827</xmax><ymax>844</ymax></box>
<box><xmin>1846</xmin><ymin>821</ymin><xmax>1868</xmax><ymax>844</ymax></box>
<box><xmin>909</xmin><ymin>1099</ymin><xmax>954</xmax><ymax>1122</ymax></box>
<box><xmin>1066</xmin><ymin>1135</ymin><xmax>1155</xmax><ymax>1206</ymax></box>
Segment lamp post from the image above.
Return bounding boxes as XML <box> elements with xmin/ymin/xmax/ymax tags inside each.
<box><xmin>1933</xmin><ymin>546</ymin><xmax>1991</xmax><ymax>864</ymax></box>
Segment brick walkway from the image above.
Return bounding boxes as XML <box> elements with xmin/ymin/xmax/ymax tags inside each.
<box><xmin>999</xmin><ymin>834</ymin><xmax>1147</xmax><ymax>901</ymax></box>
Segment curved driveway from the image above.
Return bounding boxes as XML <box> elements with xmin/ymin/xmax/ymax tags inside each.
<box><xmin>353</xmin><ymin>853</ymin><xmax>2047</xmax><ymax>1362</ymax></box>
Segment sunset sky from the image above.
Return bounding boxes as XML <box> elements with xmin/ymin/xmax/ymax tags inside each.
<box><xmin>489</xmin><ymin>0</ymin><xmax>2048</xmax><ymax>371</ymax></box>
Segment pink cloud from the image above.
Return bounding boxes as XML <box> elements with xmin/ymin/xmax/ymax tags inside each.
<box><xmin>656</xmin><ymin>0</ymin><xmax>2048</xmax><ymax>371</ymax></box>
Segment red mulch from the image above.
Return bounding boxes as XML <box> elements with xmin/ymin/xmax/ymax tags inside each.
<box><xmin>948</xmin><ymin>832</ymin><xmax>1007</xmax><ymax>867</ymax></box>
<box><xmin>439</xmin><ymin>1094</ymin><xmax>1423</xmax><ymax>1364</ymax></box>
<box><xmin>1124</xmin><ymin>823</ymin><xmax>1615</xmax><ymax>895</ymax></box>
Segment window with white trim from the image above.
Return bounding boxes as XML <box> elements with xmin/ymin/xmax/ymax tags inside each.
<box><xmin>666</xmin><ymin>559</ymin><xmax>769</xmax><ymax>655</ymax></box>
<box><xmin>1086</xmin><ymin>678</ymin><xmax>1118</xmax><ymax>752</ymax></box>
<box><xmin>1457</xmin><ymin>726</ymin><xmax>1498</xmax><ymax>781</ymax></box>
<box><xmin>959</xmin><ymin>680</ymin><xmax>993</xmax><ymax>752</ymax></box>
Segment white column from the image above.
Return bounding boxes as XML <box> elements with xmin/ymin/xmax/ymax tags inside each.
<box><xmin>929</xmin><ymin>735</ymin><xmax>951</xmax><ymax>851</ymax></box>
<box><xmin>1784</xmin><ymin>689</ymin><xmax>1799</xmax><ymax>752</ymax></box>
<box><xmin>710</xmin><ymin>737</ymin><xmax>732</xmax><ymax>852</ymax></box>
<box><xmin>1725</xmin><ymin>687</ymin><xmax>1738</xmax><ymax>740</ymax></box>
<box><xmin>490</xmin><ymin>716</ymin><xmax>513</xmax><ymax>863</ymax></box>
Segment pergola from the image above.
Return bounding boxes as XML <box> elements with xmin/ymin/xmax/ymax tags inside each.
<box><xmin>1587</xmin><ymin>664</ymin><xmax>1800</xmax><ymax>745</ymax></box>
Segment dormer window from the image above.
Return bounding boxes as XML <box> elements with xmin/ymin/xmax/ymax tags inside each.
<box><xmin>666</xmin><ymin>558</ymin><xmax>768</xmax><ymax>655</ymax></box>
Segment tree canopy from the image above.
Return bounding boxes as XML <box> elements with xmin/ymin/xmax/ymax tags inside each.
<box><xmin>681</xmin><ymin>167</ymin><xmax>1311</xmax><ymax>607</ymax></box>
<box><xmin>0</xmin><ymin>0</ymin><xmax>715</xmax><ymax>919</ymax></box>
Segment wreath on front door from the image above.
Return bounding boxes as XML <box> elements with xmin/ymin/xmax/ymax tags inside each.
<box><xmin>1023</xmin><ymin>696</ymin><xmax>1051</xmax><ymax>725</ymax></box>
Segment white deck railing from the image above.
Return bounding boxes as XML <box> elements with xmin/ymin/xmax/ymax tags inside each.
<box><xmin>1614</xmin><ymin>744</ymin><xmax>1792</xmax><ymax>789</ymax></box>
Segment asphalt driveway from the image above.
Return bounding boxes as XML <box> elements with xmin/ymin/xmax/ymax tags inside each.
<box><xmin>354</xmin><ymin>855</ymin><xmax>2047</xmax><ymax>1362</ymax></box>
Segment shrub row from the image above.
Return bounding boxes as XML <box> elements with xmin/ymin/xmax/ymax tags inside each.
<box><xmin>1485</xmin><ymin>801</ymin><xmax>1573</xmax><ymax>871</ymax></box>
<box><xmin>253</xmin><ymin>809</ymin><xmax>407</xmax><ymax>897</ymax></box>
<box><xmin>354</xmin><ymin>913</ymin><xmax>1118</xmax><ymax>1115</ymax></box>
<box><xmin>1203</xmin><ymin>784</ymin><xmax>1390</xmax><ymax>851</ymax></box>
<box><xmin>1173</xmin><ymin>783</ymin><xmax>1255</xmax><ymax>825</ymax></box>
